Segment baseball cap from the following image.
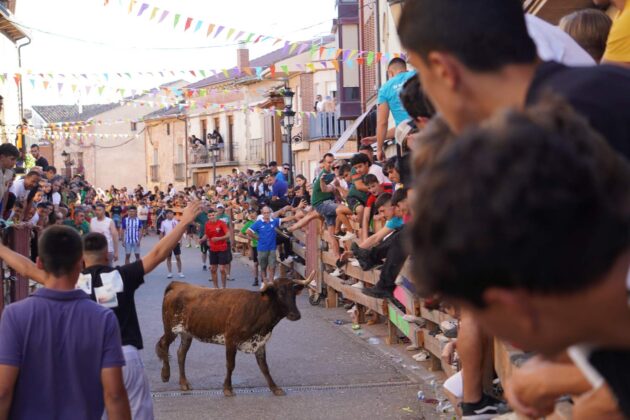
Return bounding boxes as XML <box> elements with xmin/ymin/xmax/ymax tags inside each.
<box><xmin>216</xmin><ymin>203</ymin><xmax>225</xmax><ymax>208</ymax></box>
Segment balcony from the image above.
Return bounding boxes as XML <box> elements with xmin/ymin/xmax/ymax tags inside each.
<box><xmin>173</xmin><ymin>163</ymin><xmax>185</xmax><ymax>181</ymax></box>
<box><xmin>308</xmin><ymin>112</ymin><xmax>351</xmax><ymax>140</ymax></box>
<box><xmin>150</xmin><ymin>164</ymin><xmax>159</xmax><ymax>182</ymax></box>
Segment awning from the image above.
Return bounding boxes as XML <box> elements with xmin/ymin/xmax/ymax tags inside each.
<box><xmin>330</xmin><ymin>105</ymin><xmax>375</xmax><ymax>156</ymax></box>
<box><xmin>0</xmin><ymin>4</ymin><xmax>27</xmax><ymax>43</ymax></box>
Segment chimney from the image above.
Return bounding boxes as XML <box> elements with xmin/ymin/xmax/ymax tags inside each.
<box><xmin>237</xmin><ymin>42</ymin><xmax>250</xmax><ymax>69</ymax></box>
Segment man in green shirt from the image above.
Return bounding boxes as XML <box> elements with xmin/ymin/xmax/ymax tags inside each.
<box><xmin>195</xmin><ymin>203</ymin><xmax>210</xmax><ymax>271</ymax></box>
<box><xmin>63</xmin><ymin>209</ymin><xmax>90</xmax><ymax>236</ymax></box>
<box><xmin>335</xmin><ymin>153</ymin><xmax>371</xmax><ymax>242</ymax></box>
<box><xmin>309</xmin><ymin>152</ymin><xmax>341</xmax><ymax>260</ymax></box>
<box><xmin>239</xmin><ymin>209</ymin><xmax>259</xmax><ymax>286</ymax></box>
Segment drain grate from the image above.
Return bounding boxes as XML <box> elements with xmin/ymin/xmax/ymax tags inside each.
<box><xmin>152</xmin><ymin>380</ymin><xmax>415</xmax><ymax>399</ymax></box>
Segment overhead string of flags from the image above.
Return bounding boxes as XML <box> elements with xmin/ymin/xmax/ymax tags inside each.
<box><xmin>103</xmin><ymin>0</ymin><xmax>404</xmax><ymax>63</ymax></box>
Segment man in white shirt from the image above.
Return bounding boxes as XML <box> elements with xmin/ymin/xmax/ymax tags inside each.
<box><xmin>160</xmin><ymin>210</ymin><xmax>184</xmax><ymax>279</ymax></box>
<box><xmin>9</xmin><ymin>170</ymin><xmax>41</xmax><ymax>202</ymax></box>
<box><xmin>137</xmin><ymin>200</ymin><xmax>149</xmax><ymax>236</ymax></box>
<box><xmin>0</xmin><ymin>144</ymin><xmax>18</xmax><ymax>211</ymax></box>
<box><xmin>90</xmin><ymin>203</ymin><xmax>119</xmax><ymax>266</ymax></box>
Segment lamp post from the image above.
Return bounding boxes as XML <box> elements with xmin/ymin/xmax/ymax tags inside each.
<box><xmin>282</xmin><ymin>83</ymin><xmax>295</xmax><ymax>186</ymax></box>
<box><xmin>207</xmin><ymin>134</ymin><xmax>220</xmax><ymax>184</ymax></box>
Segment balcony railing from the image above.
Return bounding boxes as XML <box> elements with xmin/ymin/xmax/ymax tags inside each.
<box><xmin>173</xmin><ymin>163</ymin><xmax>185</xmax><ymax>181</ymax></box>
<box><xmin>248</xmin><ymin>138</ymin><xmax>263</xmax><ymax>162</ymax></box>
<box><xmin>308</xmin><ymin>112</ymin><xmax>351</xmax><ymax>140</ymax></box>
<box><xmin>150</xmin><ymin>164</ymin><xmax>159</xmax><ymax>182</ymax></box>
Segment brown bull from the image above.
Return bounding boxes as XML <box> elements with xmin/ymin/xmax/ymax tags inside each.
<box><xmin>156</xmin><ymin>271</ymin><xmax>315</xmax><ymax>397</ymax></box>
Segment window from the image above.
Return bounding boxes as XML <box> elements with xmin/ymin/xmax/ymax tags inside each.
<box><xmin>131</xmin><ymin>122</ymin><xmax>137</xmax><ymax>131</ymax></box>
<box><xmin>177</xmin><ymin>144</ymin><xmax>184</xmax><ymax>164</ymax></box>
<box><xmin>166</xmin><ymin>123</ymin><xmax>171</xmax><ymax>136</ymax></box>
<box><xmin>153</xmin><ymin>148</ymin><xmax>158</xmax><ymax>165</ymax></box>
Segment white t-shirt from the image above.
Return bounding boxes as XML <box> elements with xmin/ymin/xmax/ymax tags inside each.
<box><xmin>52</xmin><ymin>192</ymin><xmax>61</xmax><ymax>206</ymax></box>
<box><xmin>9</xmin><ymin>179</ymin><xmax>28</xmax><ymax>201</ymax></box>
<box><xmin>160</xmin><ymin>219</ymin><xmax>178</xmax><ymax>235</ymax></box>
<box><xmin>525</xmin><ymin>14</ymin><xmax>595</xmax><ymax>66</ymax></box>
<box><xmin>137</xmin><ymin>205</ymin><xmax>149</xmax><ymax>221</ymax></box>
<box><xmin>90</xmin><ymin>217</ymin><xmax>115</xmax><ymax>252</ymax></box>
<box><xmin>369</xmin><ymin>164</ymin><xmax>388</xmax><ymax>184</ymax></box>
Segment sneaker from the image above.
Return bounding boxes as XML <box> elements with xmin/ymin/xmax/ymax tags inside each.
<box><xmin>395</xmin><ymin>276</ymin><xmax>404</xmax><ymax>286</ymax></box>
<box><xmin>362</xmin><ymin>286</ymin><xmax>393</xmax><ymax>299</ymax></box>
<box><xmin>252</xmin><ymin>280</ymin><xmax>259</xmax><ymax>287</ymax></box>
<box><xmin>167</xmin><ymin>273</ymin><xmax>173</xmax><ymax>279</ymax></box>
<box><xmin>282</xmin><ymin>256</ymin><xmax>294</xmax><ymax>264</ymax></box>
<box><xmin>202</xmin><ymin>265</ymin><xmax>207</xmax><ymax>271</ymax></box>
<box><xmin>330</xmin><ymin>268</ymin><xmax>344</xmax><ymax>277</ymax></box>
<box><xmin>346</xmin><ymin>305</ymin><xmax>357</xmax><ymax>313</ymax></box>
<box><xmin>351</xmin><ymin>281</ymin><xmax>364</xmax><ymax>289</ymax></box>
<box><xmin>349</xmin><ymin>258</ymin><xmax>360</xmax><ymax>267</ymax></box>
<box><xmin>403</xmin><ymin>314</ymin><xmax>426</xmax><ymax>327</ymax></box>
<box><xmin>461</xmin><ymin>395</ymin><xmax>503</xmax><ymax>420</ymax></box>
<box><xmin>178</xmin><ymin>273</ymin><xmax>185</xmax><ymax>278</ymax></box>
<box><xmin>186</xmin><ymin>244</ymin><xmax>191</xmax><ymax>248</ymax></box>
<box><xmin>228</xmin><ymin>277</ymin><xmax>236</xmax><ymax>282</ymax></box>
<box><xmin>412</xmin><ymin>350</ymin><xmax>431</xmax><ymax>361</ymax></box>
<box><xmin>337</xmin><ymin>232</ymin><xmax>356</xmax><ymax>242</ymax></box>
<box><xmin>441</xmin><ymin>320</ymin><xmax>459</xmax><ymax>338</ymax></box>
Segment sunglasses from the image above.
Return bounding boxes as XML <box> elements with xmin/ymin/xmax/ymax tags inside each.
<box><xmin>333</xmin><ymin>166</ymin><xmax>340</xmax><ymax>170</ymax></box>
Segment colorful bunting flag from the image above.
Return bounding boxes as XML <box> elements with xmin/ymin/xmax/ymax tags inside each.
<box><xmin>174</xmin><ymin>14</ymin><xmax>181</xmax><ymax>28</ymax></box>
<box><xmin>158</xmin><ymin>10</ymin><xmax>169</xmax><ymax>23</ymax></box>
<box><xmin>184</xmin><ymin>17</ymin><xmax>193</xmax><ymax>31</ymax></box>
<box><xmin>137</xmin><ymin>3</ymin><xmax>148</xmax><ymax>16</ymax></box>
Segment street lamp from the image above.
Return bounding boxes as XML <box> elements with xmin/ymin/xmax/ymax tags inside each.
<box><xmin>282</xmin><ymin>83</ymin><xmax>295</xmax><ymax>185</ymax></box>
<box><xmin>207</xmin><ymin>133</ymin><xmax>221</xmax><ymax>184</ymax></box>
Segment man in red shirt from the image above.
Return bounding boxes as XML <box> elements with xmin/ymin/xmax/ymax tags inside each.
<box><xmin>200</xmin><ymin>208</ymin><xmax>230</xmax><ymax>288</ymax></box>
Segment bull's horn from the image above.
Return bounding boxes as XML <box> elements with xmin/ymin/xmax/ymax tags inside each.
<box><xmin>297</xmin><ymin>271</ymin><xmax>316</xmax><ymax>286</ymax></box>
<box><xmin>260</xmin><ymin>282</ymin><xmax>272</xmax><ymax>293</ymax></box>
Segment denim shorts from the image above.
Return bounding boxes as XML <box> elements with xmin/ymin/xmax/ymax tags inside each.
<box><xmin>124</xmin><ymin>242</ymin><xmax>141</xmax><ymax>255</ymax></box>
<box><xmin>315</xmin><ymin>200</ymin><xmax>338</xmax><ymax>226</ymax></box>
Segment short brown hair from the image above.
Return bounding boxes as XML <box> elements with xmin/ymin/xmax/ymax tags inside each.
<box><xmin>559</xmin><ymin>9</ymin><xmax>612</xmax><ymax>62</ymax></box>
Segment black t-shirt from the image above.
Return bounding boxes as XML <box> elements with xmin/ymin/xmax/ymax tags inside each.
<box><xmin>589</xmin><ymin>350</ymin><xmax>630</xmax><ymax>418</ymax></box>
<box><xmin>526</xmin><ymin>61</ymin><xmax>630</xmax><ymax>160</ymax></box>
<box><xmin>83</xmin><ymin>261</ymin><xmax>145</xmax><ymax>349</ymax></box>
<box><xmin>110</xmin><ymin>205</ymin><xmax>122</xmax><ymax>216</ymax></box>
<box><xmin>35</xmin><ymin>156</ymin><xmax>49</xmax><ymax>169</ymax></box>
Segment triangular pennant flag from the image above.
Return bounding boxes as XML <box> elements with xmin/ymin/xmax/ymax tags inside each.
<box><xmin>206</xmin><ymin>23</ymin><xmax>215</xmax><ymax>37</ymax></box>
<box><xmin>376</xmin><ymin>52</ymin><xmax>383</xmax><ymax>63</ymax></box>
<box><xmin>158</xmin><ymin>10</ymin><xmax>169</xmax><ymax>23</ymax></box>
<box><xmin>273</xmin><ymin>38</ymin><xmax>283</xmax><ymax>46</ymax></box>
<box><xmin>348</xmin><ymin>50</ymin><xmax>358</xmax><ymax>60</ymax></box>
<box><xmin>189</xmin><ymin>70</ymin><xmax>196</xmax><ymax>77</ymax></box>
<box><xmin>29</xmin><ymin>79</ymin><xmax>35</xmax><ymax>88</ymax></box>
<box><xmin>243</xmin><ymin>67</ymin><xmax>253</xmax><ymax>76</ymax></box>
<box><xmin>71</xmin><ymin>84</ymin><xmax>77</xmax><ymax>93</ymax></box>
<box><xmin>184</xmin><ymin>17</ymin><xmax>193</xmax><ymax>31</ymax></box>
<box><xmin>320</xmin><ymin>61</ymin><xmax>328</xmax><ymax>69</ymax></box>
<box><xmin>270</xmin><ymin>64</ymin><xmax>276</xmax><ymax>78</ymax></box>
<box><xmin>0</xmin><ymin>74</ymin><xmax>5</xmax><ymax>84</ymax></box>
<box><xmin>254</xmin><ymin>35</ymin><xmax>263</xmax><ymax>43</ymax></box>
<box><xmin>43</xmin><ymin>80</ymin><xmax>49</xmax><ymax>89</ymax></box>
<box><xmin>58</xmin><ymin>83</ymin><xmax>64</xmax><ymax>92</ymax></box>
<box><xmin>174</xmin><ymin>14</ymin><xmax>181</xmax><ymax>28</ymax></box>
<box><xmin>225</xmin><ymin>28</ymin><xmax>235</xmax><ymax>40</ymax></box>
<box><xmin>214</xmin><ymin>26</ymin><xmax>224</xmax><ymax>38</ymax></box>
<box><xmin>255</xmin><ymin>67</ymin><xmax>263</xmax><ymax>79</ymax></box>
<box><xmin>244</xmin><ymin>33</ymin><xmax>254</xmax><ymax>43</ymax></box>
<box><xmin>149</xmin><ymin>6</ymin><xmax>159</xmax><ymax>20</ymax></box>
<box><xmin>199</xmin><ymin>70</ymin><xmax>206</xmax><ymax>77</ymax></box>
<box><xmin>306</xmin><ymin>63</ymin><xmax>315</xmax><ymax>72</ymax></box>
<box><xmin>356</xmin><ymin>57</ymin><xmax>365</xmax><ymax>66</ymax></box>
<box><xmin>103</xmin><ymin>73</ymin><xmax>109</xmax><ymax>81</ymax></box>
<box><xmin>342</xmin><ymin>50</ymin><xmax>351</xmax><ymax>61</ymax></box>
<box><xmin>235</xmin><ymin>30</ymin><xmax>245</xmax><ymax>41</ymax></box>
<box><xmin>137</xmin><ymin>3</ymin><xmax>148</xmax><ymax>16</ymax></box>
<box><xmin>194</xmin><ymin>20</ymin><xmax>203</xmax><ymax>32</ymax></box>
<box><xmin>367</xmin><ymin>51</ymin><xmax>375</xmax><ymax>66</ymax></box>
<box><xmin>127</xmin><ymin>0</ymin><xmax>135</xmax><ymax>14</ymax></box>
<box><xmin>222</xmin><ymin>68</ymin><xmax>230</xmax><ymax>78</ymax></box>
<box><xmin>289</xmin><ymin>43</ymin><xmax>298</xmax><ymax>54</ymax></box>
<box><xmin>336</xmin><ymin>49</ymin><xmax>344</xmax><ymax>59</ymax></box>
<box><xmin>13</xmin><ymin>73</ymin><xmax>21</xmax><ymax>86</ymax></box>
<box><xmin>280</xmin><ymin>65</ymin><xmax>289</xmax><ymax>75</ymax></box>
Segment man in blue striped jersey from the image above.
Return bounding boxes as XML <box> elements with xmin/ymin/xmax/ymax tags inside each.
<box><xmin>121</xmin><ymin>205</ymin><xmax>144</xmax><ymax>264</ymax></box>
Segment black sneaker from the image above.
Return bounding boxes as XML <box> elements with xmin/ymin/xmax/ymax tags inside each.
<box><xmin>202</xmin><ymin>265</ymin><xmax>207</xmax><ymax>271</ymax></box>
<box><xmin>252</xmin><ymin>279</ymin><xmax>259</xmax><ymax>287</ymax></box>
<box><xmin>461</xmin><ymin>394</ymin><xmax>502</xmax><ymax>420</ymax></box>
<box><xmin>362</xmin><ymin>286</ymin><xmax>393</xmax><ymax>299</ymax></box>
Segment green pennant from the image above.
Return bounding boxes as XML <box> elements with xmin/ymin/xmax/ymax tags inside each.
<box><xmin>174</xmin><ymin>14</ymin><xmax>180</xmax><ymax>28</ymax></box>
<box><xmin>367</xmin><ymin>51</ymin><xmax>375</xmax><ymax>66</ymax></box>
<box><xmin>244</xmin><ymin>32</ymin><xmax>254</xmax><ymax>43</ymax></box>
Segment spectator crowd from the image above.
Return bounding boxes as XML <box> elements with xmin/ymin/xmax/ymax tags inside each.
<box><xmin>1</xmin><ymin>0</ymin><xmax>630</xmax><ymax>418</ymax></box>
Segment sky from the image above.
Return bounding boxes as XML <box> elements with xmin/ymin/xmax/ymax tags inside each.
<box><xmin>10</xmin><ymin>0</ymin><xmax>337</xmax><ymax>106</ymax></box>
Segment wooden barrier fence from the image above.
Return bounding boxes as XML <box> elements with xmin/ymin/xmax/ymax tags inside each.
<box><xmin>0</xmin><ymin>225</ymin><xmax>35</xmax><ymax>315</ymax></box>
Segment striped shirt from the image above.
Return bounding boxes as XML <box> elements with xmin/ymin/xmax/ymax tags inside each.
<box><xmin>122</xmin><ymin>217</ymin><xmax>143</xmax><ymax>244</ymax></box>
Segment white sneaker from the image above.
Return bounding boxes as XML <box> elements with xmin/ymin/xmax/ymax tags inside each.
<box><xmin>349</xmin><ymin>258</ymin><xmax>360</xmax><ymax>267</ymax></box>
<box><xmin>167</xmin><ymin>273</ymin><xmax>173</xmax><ymax>279</ymax></box>
<box><xmin>413</xmin><ymin>351</ymin><xmax>431</xmax><ymax>362</ymax></box>
<box><xmin>282</xmin><ymin>256</ymin><xmax>294</xmax><ymax>264</ymax></box>
<box><xmin>395</xmin><ymin>276</ymin><xmax>404</xmax><ymax>286</ymax></box>
<box><xmin>330</xmin><ymin>268</ymin><xmax>343</xmax><ymax>277</ymax></box>
<box><xmin>178</xmin><ymin>273</ymin><xmax>185</xmax><ymax>278</ymax></box>
<box><xmin>346</xmin><ymin>305</ymin><xmax>357</xmax><ymax>313</ymax></box>
<box><xmin>337</xmin><ymin>232</ymin><xmax>356</xmax><ymax>242</ymax></box>
<box><xmin>402</xmin><ymin>315</ymin><xmax>426</xmax><ymax>326</ymax></box>
<box><xmin>351</xmin><ymin>281</ymin><xmax>364</xmax><ymax>289</ymax></box>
